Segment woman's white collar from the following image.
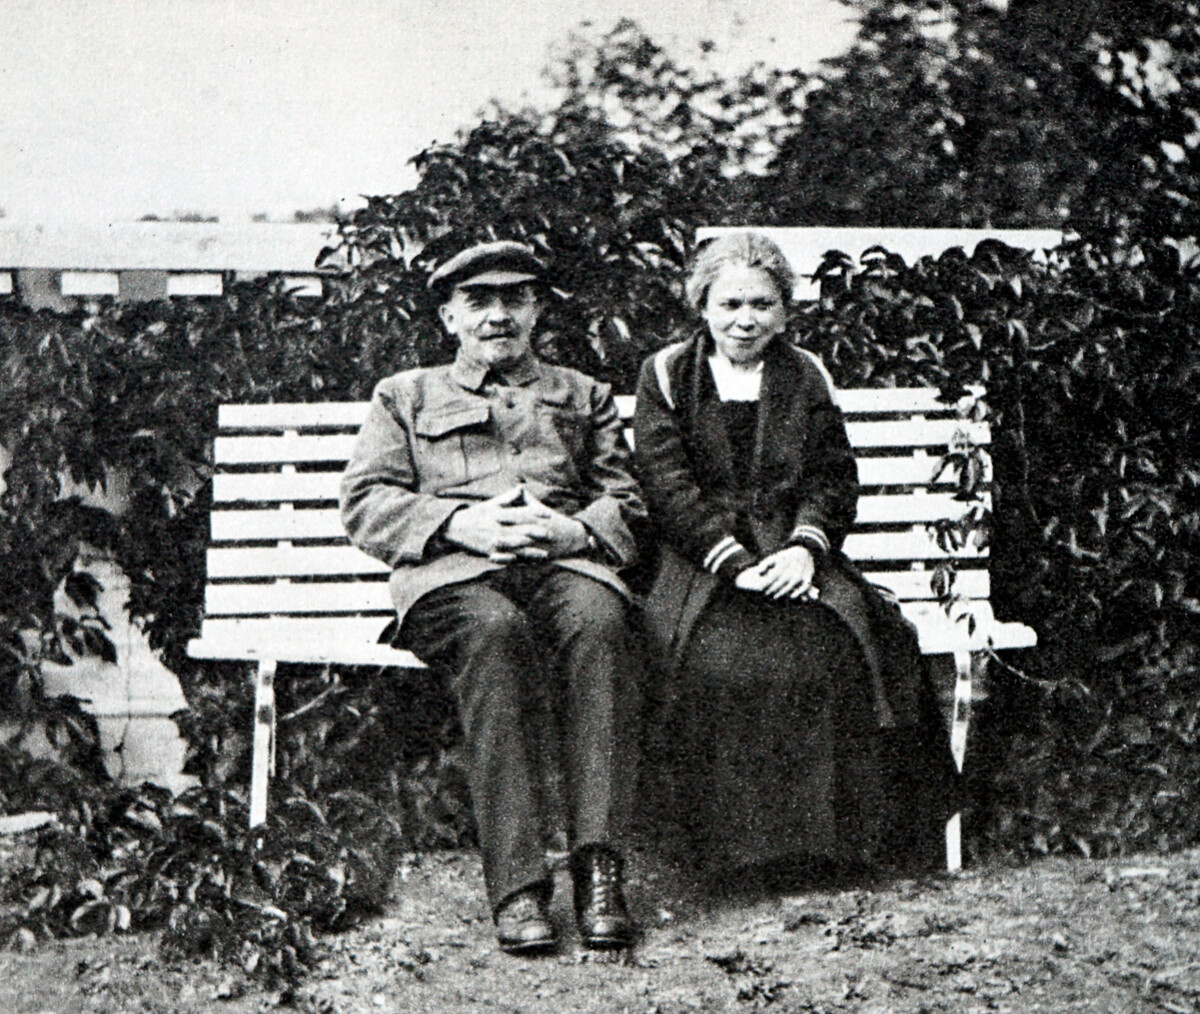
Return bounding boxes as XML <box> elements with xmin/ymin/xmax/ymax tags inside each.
<box><xmin>707</xmin><ymin>354</ymin><xmax>763</xmax><ymax>401</ymax></box>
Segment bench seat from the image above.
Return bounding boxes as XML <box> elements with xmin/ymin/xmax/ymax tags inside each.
<box><xmin>187</xmin><ymin>597</ymin><xmax>1035</xmax><ymax>667</ymax></box>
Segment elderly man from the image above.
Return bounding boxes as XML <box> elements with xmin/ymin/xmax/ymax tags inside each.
<box><xmin>340</xmin><ymin>241</ymin><xmax>646</xmax><ymax>954</ymax></box>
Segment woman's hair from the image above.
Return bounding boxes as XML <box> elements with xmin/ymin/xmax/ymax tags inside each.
<box><xmin>684</xmin><ymin>231</ymin><xmax>797</xmax><ymax>311</ymax></box>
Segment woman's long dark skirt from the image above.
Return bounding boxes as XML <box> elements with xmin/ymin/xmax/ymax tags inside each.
<box><xmin>665</xmin><ymin>586</ymin><xmax>894</xmax><ymax>872</ymax></box>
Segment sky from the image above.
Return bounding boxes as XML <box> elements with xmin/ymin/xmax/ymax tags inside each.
<box><xmin>0</xmin><ymin>0</ymin><xmax>859</xmax><ymax>224</ymax></box>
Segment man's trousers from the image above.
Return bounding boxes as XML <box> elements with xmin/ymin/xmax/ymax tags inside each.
<box><xmin>398</xmin><ymin>564</ymin><xmax>643</xmax><ymax>911</ymax></box>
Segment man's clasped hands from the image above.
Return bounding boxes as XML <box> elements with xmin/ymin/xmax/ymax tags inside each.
<box><xmin>444</xmin><ymin>486</ymin><xmax>817</xmax><ymax>600</ymax></box>
<box><xmin>442</xmin><ymin>486</ymin><xmax>591</xmax><ymax>563</ymax></box>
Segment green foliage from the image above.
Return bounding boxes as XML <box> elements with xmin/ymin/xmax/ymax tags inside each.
<box><xmin>6</xmin><ymin>222</ymin><xmax>1200</xmax><ymax>869</ymax></box>
<box><xmin>544</xmin><ymin>19</ymin><xmax>811</xmax><ymax>187</ymax></box>
<box><xmin>0</xmin><ymin>743</ymin><xmax>402</xmax><ymax>988</ymax></box>
<box><xmin>799</xmin><ymin>235</ymin><xmax>1200</xmax><ymax>855</ymax></box>
<box><xmin>503</xmin><ymin>8</ymin><xmax>1200</xmax><ymax>238</ymax></box>
<box><xmin>0</xmin><ymin>281</ymin><xmax>457</xmax><ymax>986</ymax></box>
<box><xmin>760</xmin><ymin>0</ymin><xmax>1200</xmax><ymax>237</ymax></box>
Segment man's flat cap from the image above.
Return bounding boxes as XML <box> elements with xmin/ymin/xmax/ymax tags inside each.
<box><xmin>427</xmin><ymin>241</ymin><xmax>545</xmax><ymax>290</ymax></box>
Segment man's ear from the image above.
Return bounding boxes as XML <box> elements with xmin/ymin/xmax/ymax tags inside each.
<box><xmin>528</xmin><ymin>288</ymin><xmax>545</xmax><ymax>321</ymax></box>
<box><xmin>438</xmin><ymin>301</ymin><xmax>454</xmax><ymax>331</ymax></box>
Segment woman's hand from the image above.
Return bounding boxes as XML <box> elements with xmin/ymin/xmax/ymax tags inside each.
<box><xmin>738</xmin><ymin>545</ymin><xmax>819</xmax><ymax>600</ymax></box>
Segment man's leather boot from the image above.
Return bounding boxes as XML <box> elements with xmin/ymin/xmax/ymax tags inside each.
<box><xmin>570</xmin><ymin>845</ymin><xmax>635</xmax><ymax>949</ymax></box>
<box><xmin>494</xmin><ymin>886</ymin><xmax>555</xmax><ymax>955</ymax></box>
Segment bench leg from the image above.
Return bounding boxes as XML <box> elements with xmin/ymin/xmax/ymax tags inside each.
<box><xmin>944</xmin><ymin>649</ymin><xmax>974</xmax><ymax>874</ymax></box>
<box><xmin>249</xmin><ymin>659</ymin><xmax>278</xmax><ymax>831</ymax></box>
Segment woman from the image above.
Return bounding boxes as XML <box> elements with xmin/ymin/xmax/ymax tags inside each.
<box><xmin>633</xmin><ymin>232</ymin><xmax>958</xmax><ymax>878</ymax></box>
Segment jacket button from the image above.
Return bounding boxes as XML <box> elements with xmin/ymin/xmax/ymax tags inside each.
<box><xmin>509</xmin><ymin>445</ymin><xmax>521</xmax><ymax>455</ymax></box>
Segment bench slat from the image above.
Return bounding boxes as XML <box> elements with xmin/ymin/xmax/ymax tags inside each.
<box><xmin>856</xmin><ymin>492</ymin><xmax>991</xmax><ymax>524</ymax></box>
<box><xmin>899</xmin><ymin>602</ymin><xmax>1038</xmax><ymax>653</ymax></box>
<box><xmin>211</xmin><ymin>494</ymin><xmax>990</xmax><ymax>542</ymax></box>
<box><xmin>218</xmin><ymin>402</ymin><xmax>367</xmax><ymax>430</ymax></box>
<box><xmin>216</xmin><ymin>388</ymin><xmax>982</xmax><ymax>432</ymax></box>
<box><xmin>189</xmin><ymin>598</ymin><xmax>1033</xmax><ymax>664</ymax></box>
<box><xmin>848</xmin><ymin>419</ymin><xmax>989</xmax><ymax>448</ymax></box>
<box><xmin>212</xmin><ymin>508</ymin><xmax>346</xmax><ymax>541</ymax></box>
<box><xmin>193</xmin><ymin>616</ymin><xmax>393</xmax><ymax>645</ymax></box>
<box><xmin>215</xmin><ymin>434</ymin><xmax>358</xmax><ymax>464</ymax></box>
<box><xmin>835</xmin><ymin>386</ymin><xmax>984</xmax><ymax>416</ymax></box>
<box><xmin>630</xmin><ymin>390</ymin><xmax>982</xmax><ymax>419</ymax></box>
<box><xmin>206</xmin><ymin>580</ymin><xmax>392</xmax><ymax>615</ymax></box>
<box><xmin>202</xmin><ymin>567</ymin><xmax>989</xmax><ymax>617</ymax></box>
<box><xmin>865</xmin><ymin>568</ymin><xmax>989</xmax><ymax>601</ymax></box>
<box><xmin>188</xmin><ymin>619</ymin><xmax>415</xmax><ymax>667</ymax></box>
<box><xmin>206</xmin><ymin>527</ymin><xmax>985</xmax><ymax>580</ymax></box>
<box><xmin>844</xmin><ymin>529</ymin><xmax>986</xmax><ymax>561</ymax></box>
<box><xmin>213</xmin><ymin>471</ymin><xmax>342</xmax><ymax>503</ymax></box>
<box><xmin>211</xmin><ymin>455</ymin><xmax>976</xmax><ymax>503</ymax></box>
<box><xmin>208</xmin><ymin>546</ymin><xmax>391</xmax><ymax>578</ymax></box>
<box><xmin>214</xmin><ymin>419</ymin><xmax>988</xmax><ymax>465</ymax></box>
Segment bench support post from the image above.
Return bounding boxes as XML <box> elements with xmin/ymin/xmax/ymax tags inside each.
<box><xmin>944</xmin><ymin>649</ymin><xmax>974</xmax><ymax>873</ymax></box>
<box><xmin>249</xmin><ymin>658</ymin><xmax>278</xmax><ymax>830</ymax></box>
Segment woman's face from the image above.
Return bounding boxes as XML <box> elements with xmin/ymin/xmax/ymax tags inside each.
<box><xmin>700</xmin><ymin>265</ymin><xmax>787</xmax><ymax>365</ymax></box>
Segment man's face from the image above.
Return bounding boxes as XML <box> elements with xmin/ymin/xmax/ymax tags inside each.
<box><xmin>439</xmin><ymin>282</ymin><xmax>540</xmax><ymax>369</ymax></box>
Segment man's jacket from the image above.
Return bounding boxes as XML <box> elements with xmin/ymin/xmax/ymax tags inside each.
<box><xmin>340</xmin><ymin>353</ymin><xmax>646</xmax><ymax>627</ymax></box>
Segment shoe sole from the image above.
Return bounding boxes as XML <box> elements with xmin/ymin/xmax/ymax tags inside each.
<box><xmin>581</xmin><ymin>936</ymin><xmax>633</xmax><ymax>950</ymax></box>
<box><xmin>498</xmin><ymin>938</ymin><xmax>557</xmax><ymax>956</ymax></box>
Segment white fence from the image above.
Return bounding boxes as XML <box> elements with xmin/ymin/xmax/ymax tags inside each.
<box><xmin>0</xmin><ymin>221</ymin><xmax>337</xmax><ymax>308</ymax></box>
<box><xmin>697</xmin><ymin>226</ymin><xmax>1064</xmax><ymax>300</ymax></box>
<box><xmin>1</xmin><ymin>222</ymin><xmax>1064</xmax><ymax>309</ymax></box>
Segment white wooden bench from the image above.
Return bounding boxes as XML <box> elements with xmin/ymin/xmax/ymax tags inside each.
<box><xmin>187</xmin><ymin>388</ymin><xmax>1037</xmax><ymax>870</ymax></box>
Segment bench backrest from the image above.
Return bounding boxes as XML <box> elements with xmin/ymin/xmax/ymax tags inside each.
<box><xmin>197</xmin><ymin>389</ymin><xmax>994</xmax><ymax>658</ymax></box>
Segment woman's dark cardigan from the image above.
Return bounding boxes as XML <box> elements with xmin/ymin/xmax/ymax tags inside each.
<box><xmin>632</xmin><ymin>332</ymin><xmax>947</xmax><ymax>735</ymax></box>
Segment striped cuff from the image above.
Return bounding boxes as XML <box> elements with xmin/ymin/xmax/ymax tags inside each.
<box><xmin>702</xmin><ymin>534</ymin><xmax>757</xmax><ymax>580</ymax></box>
<box><xmin>788</xmin><ymin>523</ymin><xmax>830</xmax><ymax>556</ymax></box>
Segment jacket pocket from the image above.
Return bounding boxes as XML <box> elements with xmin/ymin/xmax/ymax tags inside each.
<box><xmin>412</xmin><ymin>405</ymin><xmax>497</xmax><ymax>486</ymax></box>
<box><xmin>414</xmin><ymin>405</ymin><xmax>490</xmax><ymax>438</ymax></box>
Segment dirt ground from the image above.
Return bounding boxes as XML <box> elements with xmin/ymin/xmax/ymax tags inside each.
<box><xmin>5</xmin><ymin>833</ymin><xmax>1200</xmax><ymax>1014</ymax></box>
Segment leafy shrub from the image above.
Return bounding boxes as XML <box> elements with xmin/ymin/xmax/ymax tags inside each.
<box><xmin>801</xmin><ymin>237</ymin><xmax>1200</xmax><ymax>856</ymax></box>
<box><xmin>0</xmin><ymin>283</ymin><xmax>445</xmax><ymax>983</ymax></box>
<box><xmin>0</xmin><ymin>741</ymin><xmax>401</xmax><ymax>987</ymax></box>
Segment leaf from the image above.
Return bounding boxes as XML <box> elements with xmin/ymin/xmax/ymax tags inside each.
<box><xmin>931</xmin><ymin>564</ymin><xmax>955</xmax><ymax>600</ymax></box>
<box><xmin>62</xmin><ymin>572</ymin><xmax>102</xmax><ymax>609</ymax></box>
<box><xmin>69</xmin><ymin>900</ymin><xmax>103</xmax><ymax>928</ymax></box>
<box><xmin>25</xmin><ymin>886</ymin><xmax>52</xmax><ymax>913</ymax></box>
<box><xmin>77</xmin><ymin>877</ymin><xmax>104</xmax><ymax>900</ymax></box>
<box><xmin>107</xmin><ymin>903</ymin><xmax>132</xmax><ymax>933</ymax></box>
<box><xmin>79</xmin><ymin>627</ymin><xmax>118</xmax><ymax>664</ymax></box>
<box><xmin>125</xmin><ymin>807</ymin><xmax>162</xmax><ymax>833</ymax></box>
<box><xmin>1118</xmin><ymin>715</ymin><xmax>1153</xmax><ymax>746</ymax></box>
